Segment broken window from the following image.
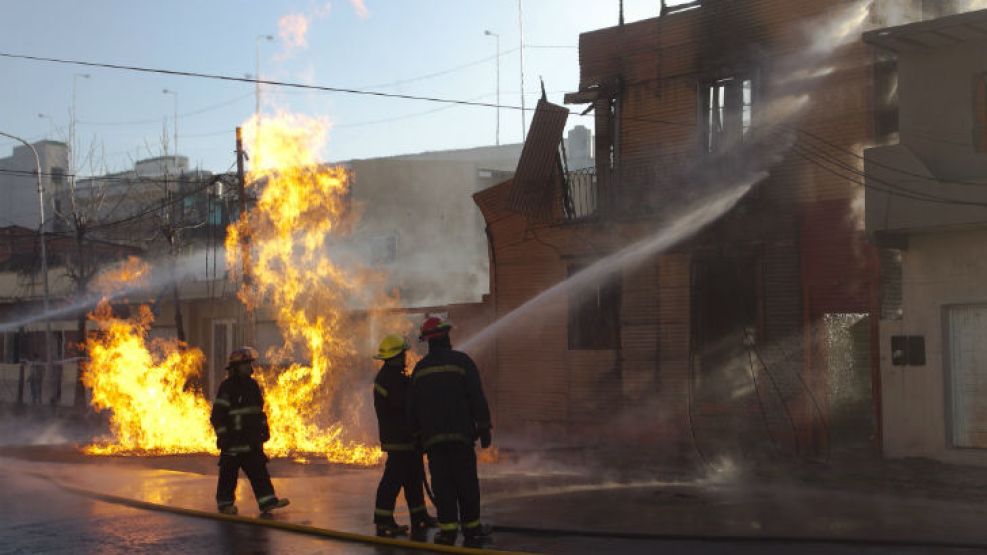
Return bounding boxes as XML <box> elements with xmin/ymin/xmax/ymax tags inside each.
<box><xmin>702</xmin><ymin>76</ymin><xmax>754</xmax><ymax>154</ymax></box>
<box><xmin>567</xmin><ymin>263</ymin><xmax>621</xmax><ymax>350</ymax></box>
<box><xmin>662</xmin><ymin>0</ymin><xmax>701</xmax><ymax>15</ymax></box>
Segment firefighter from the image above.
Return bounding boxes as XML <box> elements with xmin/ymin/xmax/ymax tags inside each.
<box><xmin>211</xmin><ymin>346</ymin><xmax>290</xmax><ymax>515</ymax></box>
<box><xmin>409</xmin><ymin>317</ymin><xmax>493</xmax><ymax>546</ymax></box>
<box><xmin>371</xmin><ymin>334</ymin><xmax>438</xmax><ymax>538</ymax></box>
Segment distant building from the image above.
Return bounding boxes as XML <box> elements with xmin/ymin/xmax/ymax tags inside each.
<box><xmin>0</xmin><ymin>141</ymin><xmax>69</xmax><ymax>231</ymax></box>
<box><xmin>339</xmin><ymin>131</ymin><xmax>593</xmax><ymax>308</ymax></box>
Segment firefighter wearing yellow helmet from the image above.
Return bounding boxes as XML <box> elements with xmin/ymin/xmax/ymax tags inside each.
<box><xmin>211</xmin><ymin>346</ymin><xmax>289</xmax><ymax>515</ymax></box>
<box><xmin>372</xmin><ymin>334</ymin><xmax>438</xmax><ymax>538</ymax></box>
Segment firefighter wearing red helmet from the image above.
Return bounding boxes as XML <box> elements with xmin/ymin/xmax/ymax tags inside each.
<box><xmin>210</xmin><ymin>346</ymin><xmax>290</xmax><ymax>515</ymax></box>
<box><xmin>409</xmin><ymin>316</ymin><xmax>493</xmax><ymax>546</ymax></box>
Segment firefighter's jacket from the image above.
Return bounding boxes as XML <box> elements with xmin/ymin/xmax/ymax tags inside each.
<box><xmin>211</xmin><ymin>373</ymin><xmax>271</xmax><ymax>454</ymax></box>
<box><xmin>408</xmin><ymin>346</ymin><xmax>491</xmax><ymax>450</ymax></box>
<box><xmin>373</xmin><ymin>359</ymin><xmax>416</xmax><ymax>452</ymax></box>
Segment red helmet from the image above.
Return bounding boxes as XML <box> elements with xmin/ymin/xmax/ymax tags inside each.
<box><xmin>419</xmin><ymin>316</ymin><xmax>452</xmax><ymax>341</ymax></box>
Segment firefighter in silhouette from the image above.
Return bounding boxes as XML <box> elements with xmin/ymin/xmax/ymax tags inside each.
<box><xmin>409</xmin><ymin>317</ymin><xmax>493</xmax><ymax>546</ymax></box>
<box><xmin>211</xmin><ymin>346</ymin><xmax>290</xmax><ymax>515</ymax></box>
<box><xmin>372</xmin><ymin>334</ymin><xmax>438</xmax><ymax>538</ymax></box>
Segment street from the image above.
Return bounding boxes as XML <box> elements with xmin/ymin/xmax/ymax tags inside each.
<box><xmin>3</xmin><ymin>448</ymin><xmax>987</xmax><ymax>554</ymax></box>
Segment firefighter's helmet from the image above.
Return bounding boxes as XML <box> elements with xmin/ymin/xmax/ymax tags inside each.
<box><xmin>374</xmin><ymin>335</ymin><xmax>409</xmax><ymax>360</ymax></box>
<box><xmin>419</xmin><ymin>316</ymin><xmax>453</xmax><ymax>341</ymax></box>
<box><xmin>227</xmin><ymin>346</ymin><xmax>259</xmax><ymax>368</ymax></box>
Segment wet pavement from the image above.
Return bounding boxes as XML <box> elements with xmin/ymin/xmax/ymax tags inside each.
<box><xmin>4</xmin><ymin>447</ymin><xmax>987</xmax><ymax>554</ymax></box>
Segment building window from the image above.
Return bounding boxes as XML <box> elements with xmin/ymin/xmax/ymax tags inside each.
<box><xmin>875</xmin><ymin>50</ymin><xmax>899</xmax><ymax>142</ymax></box>
<box><xmin>662</xmin><ymin>0</ymin><xmax>701</xmax><ymax>15</ymax></box>
<box><xmin>702</xmin><ymin>76</ymin><xmax>754</xmax><ymax>154</ymax></box>
<box><xmin>567</xmin><ymin>263</ymin><xmax>621</xmax><ymax>350</ymax></box>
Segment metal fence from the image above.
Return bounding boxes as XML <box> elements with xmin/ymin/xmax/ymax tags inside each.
<box><xmin>0</xmin><ymin>361</ymin><xmax>81</xmax><ymax>407</ymax></box>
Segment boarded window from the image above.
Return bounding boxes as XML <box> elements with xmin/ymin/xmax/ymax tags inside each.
<box><xmin>567</xmin><ymin>264</ymin><xmax>621</xmax><ymax>350</ymax></box>
<box><xmin>702</xmin><ymin>77</ymin><xmax>754</xmax><ymax>154</ymax></box>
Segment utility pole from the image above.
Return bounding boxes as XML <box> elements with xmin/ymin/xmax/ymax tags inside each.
<box><xmin>162</xmin><ymin>89</ymin><xmax>178</xmax><ymax>166</ymax></box>
<box><xmin>485</xmin><ymin>30</ymin><xmax>501</xmax><ymax>146</ymax></box>
<box><xmin>518</xmin><ymin>0</ymin><xmax>527</xmax><ymax>141</ymax></box>
<box><xmin>235</xmin><ymin>127</ymin><xmax>254</xmax><ymax>345</ymax></box>
<box><xmin>0</xmin><ymin>131</ymin><xmax>54</xmax><ymax>396</ymax></box>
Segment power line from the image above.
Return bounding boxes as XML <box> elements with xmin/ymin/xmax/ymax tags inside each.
<box><xmin>0</xmin><ymin>50</ymin><xmax>695</xmax><ymax>129</ymax></box>
<box><xmin>78</xmin><ymin>92</ymin><xmax>254</xmax><ymax>127</ymax></box>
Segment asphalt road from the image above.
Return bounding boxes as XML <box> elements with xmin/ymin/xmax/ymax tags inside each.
<box><xmin>3</xmin><ymin>452</ymin><xmax>986</xmax><ymax>555</ymax></box>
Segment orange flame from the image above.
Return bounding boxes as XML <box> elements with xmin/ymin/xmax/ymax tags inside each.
<box><xmin>81</xmin><ymin>111</ymin><xmax>419</xmax><ymax>465</ymax></box>
<box><xmin>83</xmin><ymin>301</ymin><xmax>214</xmax><ymax>455</ymax></box>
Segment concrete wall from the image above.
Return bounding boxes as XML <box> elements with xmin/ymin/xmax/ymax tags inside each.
<box><xmin>880</xmin><ymin>228</ymin><xmax>987</xmax><ymax>464</ymax></box>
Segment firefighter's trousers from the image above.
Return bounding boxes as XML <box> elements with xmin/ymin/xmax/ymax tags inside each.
<box><xmin>374</xmin><ymin>450</ymin><xmax>428</xmax><ymax>523</ymax></box>
<box><xmin>426</xmin><ymin>442</ymin><xmax>481</xmax><ymax>533</ymax></box>
<box><xmin>216</xmin><ymin>449</ymin><xmax>277</xmax><ymax>509</ymax></box>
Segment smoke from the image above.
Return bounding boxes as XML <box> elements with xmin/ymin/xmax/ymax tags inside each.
<box><xmin>278</xmin><ymin>13</ymin><xmax>310</xmax><ymax>52</ymax></box>
<box><xmin>349</xmin><ymin>0</ymin><xmax>370</xmax><ymax>19</ymax></box>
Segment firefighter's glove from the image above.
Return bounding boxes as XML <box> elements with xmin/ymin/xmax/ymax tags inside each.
<box><xmin>216</xmin><ymin>435</ymin><xmax>230</xmax><ymax>451</ymax></box>
<box><xmin>479</xmin><ymin>428</ymin><xmax>492</xmax><ymax>449</ymax></box>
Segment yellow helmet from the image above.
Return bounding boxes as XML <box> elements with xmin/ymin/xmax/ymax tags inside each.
<box><xmin>374</xmin><ymin>335</ymin><xmax>409</xmax><ymax>360</ymax></box>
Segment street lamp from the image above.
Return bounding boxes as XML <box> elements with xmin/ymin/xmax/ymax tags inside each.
<box><xmin>37</xmin><ymin>113</ymin><xmax>56</xmax><ymax>139</ymax></box>
<box><xmin>255</xmin><ymin>34</ymin><xmax>274</xmax><ymax>122</ymax></box>
<box><xmin>69</xmin><ymin>73</ymin><xmax>90</xmax><ymax>178</ymax></box>
<box><xmin>0</xmin><ymin>130</ymin><xmax>54</xmax><ymax>387</ymax></box>
<box><xmin>484</xmin><ymin>30</ymin><xmax>501</xmax><ymax>146</ymax></box>
<box><xmin>517</xmin><ymin>0</ymin><xmax>526</xmax><ymax>141</ymax></box>
<box><xmin>162</xmin><ymin>88</ymin><xmax>179</xmax><ymax>165</ymax></box>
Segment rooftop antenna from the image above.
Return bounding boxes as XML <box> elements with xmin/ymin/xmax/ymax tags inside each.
<box><xmin>619</xmin><ymin>0</ymin><xmax>625</xmax><ymax>25</ymax></box>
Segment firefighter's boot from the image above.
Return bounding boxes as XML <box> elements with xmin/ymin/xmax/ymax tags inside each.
<box><xmin>218</xmin><ymin>503</ymin><xmax>238</xmax><ymax>515</ymax></box>
<box><xmin>412</xmin><ymin>512</ymin><xmax>439</xmax><ymax>530</ymax></box>
<box><xmin>376</xmin><ymin>521</ymin><xmax>410</xmax><ymax>538</ymax></box>
<box><xmin>260</xmin><ymin>497</ymin><xmax>290</xmax><ymax>514</ymax></box>
<box><xmin>434</xmin><ymin>528</ymin><xmax>458</xmax><ymax>546</ymax></box>
<box><xmin>463</xmin><ymin>522</ymin><xmax>494</xmax><ymax>547</ymax></box>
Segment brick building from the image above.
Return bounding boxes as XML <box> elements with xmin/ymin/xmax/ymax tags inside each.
<box><xmin>471</xmin><ymin>1</ymin><xmax>913</xmax><ymax>460</ymax></box>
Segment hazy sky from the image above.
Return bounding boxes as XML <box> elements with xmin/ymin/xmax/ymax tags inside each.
<box><xmin>0</xmin><ymin>1</ymin><xmax>661</xmax><ymax>173</ymax></box>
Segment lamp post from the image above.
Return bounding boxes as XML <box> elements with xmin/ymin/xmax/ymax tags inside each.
<box><xmin>0</xmin><ymin>131</ymin><xmax>54</xmax><ymax>387</ymax></box>
<box><xmin>69</xmin><ymin>73</ymin><xmax>90</xmax><ymax>179</ymax></box>
<box><xmin>37</xmin><ymin>113</ymin><xmax>56</xmax><ymax>138</ymax></box>
<box><xmin>255</xmin><ymin>34</ymin><xmax>274</xmax><ymax>122</ymax></box>
<box><xmin>162</xmin><ymin>89</ymin><xmax>179</xmax><ymax>165</ymax></box>
<box><xmin>517</xmin><ymin>0</ymin><xmax>526</xmax><ymax>141</ymax></box>
<box><xmin>484</xmin><ymin>30</ymin><xmax>501</xmax><ymax>146</ymax></box>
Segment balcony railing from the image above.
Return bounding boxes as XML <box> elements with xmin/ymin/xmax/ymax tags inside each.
<box><xmin>562</xmin><ymin>168</ymin><xmax>598</xmax><ymax>221</ymax></box>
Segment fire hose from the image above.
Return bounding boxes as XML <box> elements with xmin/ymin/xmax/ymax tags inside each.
<box><xmin>28</xmin><ymin>472</ymin><xmax>534</xmax><ymax>555</ymax></box>
<box><xmin>29</xmin><ymin>470</ymin><xmax>987</xmax><ymax>552</ymax></box>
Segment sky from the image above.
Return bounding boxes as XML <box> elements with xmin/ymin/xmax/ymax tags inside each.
<box><xmin>0</xmin><ymin>0</ymin><xmax>662</xmax><ymax>174</ymax></box>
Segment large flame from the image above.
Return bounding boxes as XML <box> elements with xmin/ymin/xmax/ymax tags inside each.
<box><xmin>81</xmin><ymin>111</ymin><xmax>415</xmax><ymax>465</ymax></box>
<box><xmin>227</xmin><ymin>112</ymin><xmax>387</xmax><ymax>465</ymax></box>
<box><xmin>83</xmin><ymin>301</ymin><xmax>214</xmax><ymax>455</ymax></box>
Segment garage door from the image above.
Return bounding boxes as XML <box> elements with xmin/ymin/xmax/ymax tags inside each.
<box><xmin>948</xmin><ymin>305</ymin><xmax>987</xmax><ymax>448</ymax></box>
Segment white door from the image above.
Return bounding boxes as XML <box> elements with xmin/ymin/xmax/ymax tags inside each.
<box><xmin>210</xmin><ymin>320</ymin><xmax>237</xmax><ymax>396</ymax></box>
<box><xmin>948</xmin><ymin>305</ymin><xmax>987</xmax><ymax>448</ymax></box>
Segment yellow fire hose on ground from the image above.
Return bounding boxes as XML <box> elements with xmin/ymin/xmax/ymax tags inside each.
<box><xmin>28</xmin><ymin>472</ymin><xmax>538</xmax><ymax>555</ymax></box>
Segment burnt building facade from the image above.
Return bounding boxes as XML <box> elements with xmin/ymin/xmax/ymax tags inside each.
<box><xmin>474</xmin><ymin>1</ymin><xmax>899</xmax><ymax>461</ymax></box>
